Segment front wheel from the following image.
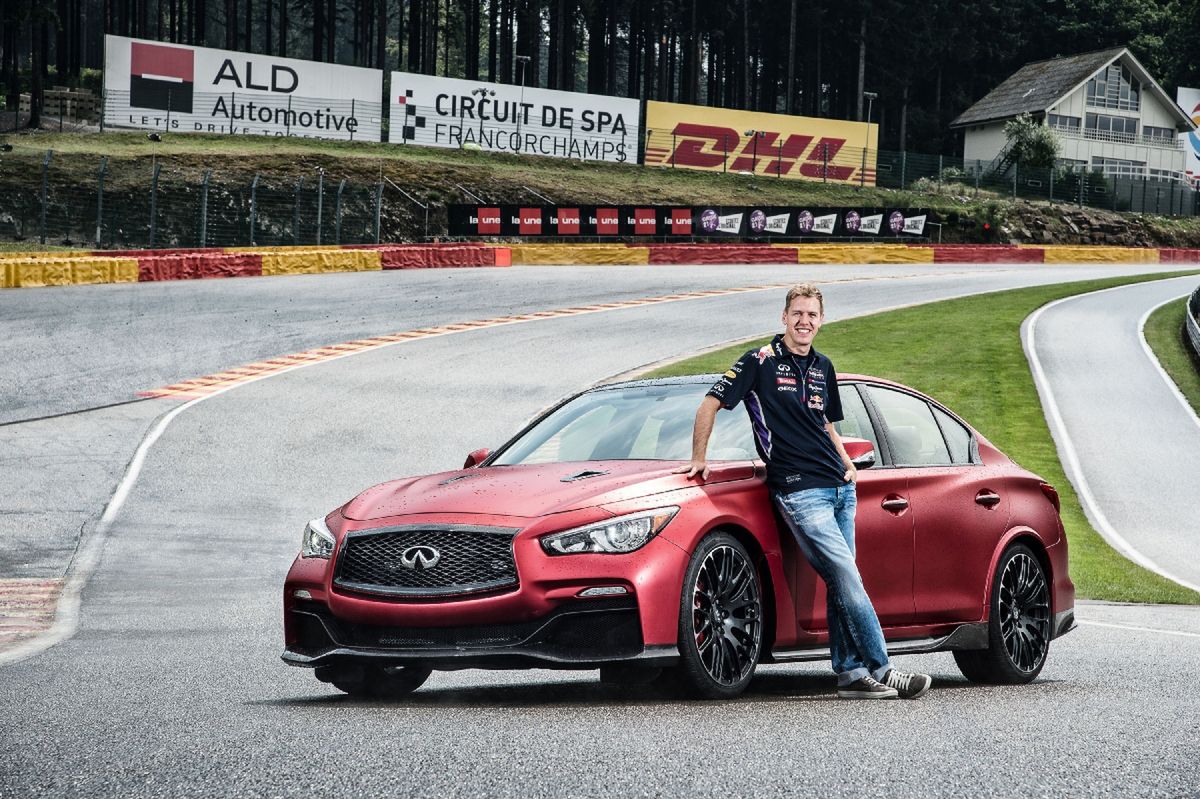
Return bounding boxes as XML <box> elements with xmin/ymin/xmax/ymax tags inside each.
<box><xmin>318</xmin><ymin>663</ymin><xmax>433</xmax><ymax>699</ymax></box>
<box><xmin>669</xmin><ymin>532</ymin><xmax>763</xmax><ymax>699</ymax></box>
<box><xmin>954</xmin><ymin>543</ymin><xmax>1052</xmax><ymax>684</ymax></box>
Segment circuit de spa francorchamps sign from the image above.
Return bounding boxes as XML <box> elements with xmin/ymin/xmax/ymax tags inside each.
<box><xmin>103</xmin><ymin>35</ymin><xmax>384</xmax><ymax>141</ymax></box>
<box><xmin>448</xmin><ymin>205</ymin><xmax>931</xmax><ymax>237</ymax></box>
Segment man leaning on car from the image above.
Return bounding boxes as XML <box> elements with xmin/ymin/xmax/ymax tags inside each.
<box><xmin>677</xmin><ymin>283</ymin><xmax>932</xmax><ymax>700</ymax></box>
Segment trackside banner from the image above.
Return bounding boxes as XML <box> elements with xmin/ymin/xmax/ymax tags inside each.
<box><xmin>103</xmin><ymin>35</ymin><xmax>383</xmax><ymax>141</ymax></box>
<box><xmin>448</xmin><ymin>205</ymin><xmax>930</xmax><ymax>237</ymax></box>
<box><xmin>644</xmin><ymin>100</ymin><xmax>878</xmax><ymax>186</ymax></box>
<box><xmin>388</xmin><ymin>71</ymin><xmax>640</xmax><ymax>163</ymax></box>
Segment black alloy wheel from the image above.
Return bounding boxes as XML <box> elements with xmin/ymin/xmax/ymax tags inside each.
<box><xmin>955</xmin><ymin>544</ymin><xmax>1052</xmax><ymax>684</ymax></box>
<box><xmin>671</xmin><ymin>532</ymin><xmax>763</xmax><ymax>699</ymax></box>
<box><xmin>320</xmin><ymin>663</ymin><xmax>433</xmax><ymax>699</ymax></box>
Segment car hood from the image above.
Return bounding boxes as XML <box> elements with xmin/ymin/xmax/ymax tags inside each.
<box><xmin>341</xmin><ymin>460</ymin><xmax>755</xmax><ymax>521</ymax></box>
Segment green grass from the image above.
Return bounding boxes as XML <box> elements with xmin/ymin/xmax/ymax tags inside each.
<box><xmin>648</xmin><ymin>273</ymin><xmax>1200</xmax><ymax>605</ymax></box>
<box><xmin>1143</xmin><ymin>296</ymin><xmax>1200</xmax><ymax>416</ymax></box>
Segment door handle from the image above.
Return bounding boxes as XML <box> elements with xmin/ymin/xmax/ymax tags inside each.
<box><xmin>975</xmin><ymin>491</ymin><xmax>1001</xmax><ymax>508</ymax></box>
<box><xmin>881</xmin><ymin>497</ymin><xmax>909</xmax><ymax>513</ymax></box>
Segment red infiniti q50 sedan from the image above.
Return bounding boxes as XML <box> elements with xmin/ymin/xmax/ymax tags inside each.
<box><xmin>283</xmin><ymin>374</ymin><xmax>1075</xmax><ymax>699</ymax></box>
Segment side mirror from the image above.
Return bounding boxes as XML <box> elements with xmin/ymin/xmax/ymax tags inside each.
<box><xmin>463</xmin><ymin>448</ymin><xmax>491</xmax><ymax>469</ymax></box>
<box><xmin>841</xmin><ymin>437</ymin><xmax>876</xmax><ymax>470</ymax></box>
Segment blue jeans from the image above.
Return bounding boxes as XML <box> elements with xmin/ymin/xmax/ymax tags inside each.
<box><xmin>774</xmin><ymin>483</ymin><xmax>891</xmax><ymax>687</ymax></box>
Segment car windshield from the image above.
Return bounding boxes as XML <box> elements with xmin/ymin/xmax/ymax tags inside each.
<box><xmin>491</xmin><ymin>383</ymin><xmax>758</xmax><ymax>465</ymax></box>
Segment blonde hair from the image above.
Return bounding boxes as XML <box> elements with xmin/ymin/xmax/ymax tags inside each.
<box><xmin>784</xmin><ymin>283</ymin><xmax>824</xmax><ymax>314</ymax></box>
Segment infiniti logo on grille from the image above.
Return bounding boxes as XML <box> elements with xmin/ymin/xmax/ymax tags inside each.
<box><xmin>399</xmin><ymin>545</ymin><xmax>441</xmax><ymax>571</ymax></box>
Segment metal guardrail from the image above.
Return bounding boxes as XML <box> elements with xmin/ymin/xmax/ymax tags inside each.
<box><xmin>1187</xmin><ymin>285</ymin><xmax>1200</xmax><ymax>364</ymax></box>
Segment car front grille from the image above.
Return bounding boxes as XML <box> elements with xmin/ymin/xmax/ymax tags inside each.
<box><xmin>334</xmin><ymin>525</ymin><xmax>519</xmax><ymax>598</ymax></box>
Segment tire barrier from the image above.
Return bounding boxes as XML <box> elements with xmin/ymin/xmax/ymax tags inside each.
<box><xmin>138</xmin><ymin>253</ymin><xmax>263</xmax><ymax>282</ymax></box>
<box><xmin>648</xmin><ymin>245</ymin><xmax>798</xmax><ymax>265</ymax></box>
<box><xmin>793</xmin><ymin>245</ymin><xmax>934</xmax><ymax>264</ymax></box>
<box><xmin>2</xmin><ymin>256</ymin><xmax>139</xmax><ymax>288</ymax></box>
<box><xmin>1040</xmin><ymin>246</ymin><xmax>1158</xmax><ymax>264</ymax></box>
<box><xmin>507</xmin><ymin>244</ymin><xmax>650</xmax><ymax>265</ymax></box>
<box><xmin>933</xmin><ymin>245</ymin><xmax>1046</xmax><ymax>263</ymax></box>
<box><xmin>0</xmin><ymin>244</ymin><xmax>508</xmax><ymax>289</ymax></box>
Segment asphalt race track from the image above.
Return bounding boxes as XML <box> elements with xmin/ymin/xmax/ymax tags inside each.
<box><xmin>1026</xmin><ymin>276</ymin><xmax>1200</xmax><ymax>591</ymax></box>
<box><xmin>2</xmin><ymin>262</ymin><xmax>1199</xmax><ymax>797</ymax></box>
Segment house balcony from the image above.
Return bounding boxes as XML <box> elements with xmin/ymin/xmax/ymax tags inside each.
<box><xmin>1050</xmin><ymin>124</ymin><xmax>1183</xmax><ymax>150</ymax></box>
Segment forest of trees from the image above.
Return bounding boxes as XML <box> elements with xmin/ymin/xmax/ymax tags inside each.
<box><xmin>4</xmin><ymin>0</ymin><xmax>1200</xmax><ymax>153</ymax></box>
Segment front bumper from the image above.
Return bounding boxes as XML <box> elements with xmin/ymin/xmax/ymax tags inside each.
<box><xmin>282</xmin><ymin>596</ymin><xmax>679</xmax><ymax>670</ymax></box>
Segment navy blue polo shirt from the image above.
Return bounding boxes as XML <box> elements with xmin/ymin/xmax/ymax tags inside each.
<box><xmin>706</xmin><ymin>334</ymin><xmax>846</xmax><ymax>492</ymax></box>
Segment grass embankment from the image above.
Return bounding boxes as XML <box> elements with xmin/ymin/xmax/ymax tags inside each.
<box><xmin>648</xmin><ymin>273</ymin><xmax>1200</xmax><ymax>605</ymax></box>
<box><xmin>1143</xmin><ymin>297</ymin><xmax>1200</xmax><ymax>416</ymax></box>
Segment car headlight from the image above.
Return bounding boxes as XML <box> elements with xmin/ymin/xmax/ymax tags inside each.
<box><xmin>541</xmin><ymin>507</ymin><xmax>679</xmax><ymax>555</ymax></box>
<box><xmin>301</xmin><ymin>517</ymin><xmax>336</xmax><ymax>559</ymax></box>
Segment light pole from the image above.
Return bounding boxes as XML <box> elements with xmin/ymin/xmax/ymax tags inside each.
<box><xmin>515</xmin><ymin>54</ymin><xmax>531</xmax><ymax>152</ymax></box>
<box><xmin>470</xmin><ymin>86</ymin><xmax>495</xmax><ymax>143</ymax></box>
<box><xmin>861</xmin><ymin>90</ymin><xmax>878</xmax><ymax>188</ymax></box>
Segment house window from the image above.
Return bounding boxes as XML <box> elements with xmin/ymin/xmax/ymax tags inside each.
<box><xmin>1048</xmin><ymin>114</ymin><xmax>1081</xmax><ymax>132</ymax></box>
<box><xmin>1144</xmin><ymin>125</ymin><xmax>1176</xmax><ymax>144</ymax></box>
<box><xmin>1092</xmin><ymin>156</ymin><xmax>1146</xmax><ymax>178</ymax></box>
<box><xmin>1086</xmin><ymin>112</ymin><xmax>1139</xmax><ymax>142</ymax></box>
<box><xmin>1148</xmin><ymin>168</ymin><xmax>1181</xmax><ymax>182</ymax></box>
<box><xmin>1086</xmin><ymin>64</ymin><xmax>1141</xmax><ymax>111</ymax></box>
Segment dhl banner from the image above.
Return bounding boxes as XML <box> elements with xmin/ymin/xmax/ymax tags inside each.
<box><xmin>643</xmin><ymin>101</ymin><xmax>878</xmax><ymax>186</ymax></box>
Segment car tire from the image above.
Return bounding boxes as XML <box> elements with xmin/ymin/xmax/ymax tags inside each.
<box><xmin>954</xmin><ymin>543</ymin><xmax>1052</xmax><ymax>684</ymax></box>
<box><xmin>321</xmin><ymin>663</ymin><xmax>433</xmax><ymax>699</ymax></box>
<box><xmin>668</xmin><ymin>531</ymin><xmax>763</xmax><ymax>700</ymax></box>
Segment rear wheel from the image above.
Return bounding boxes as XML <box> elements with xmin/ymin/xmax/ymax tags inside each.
<box><xmin>318</xmin><ymin>663</ymin><xmax>433</xmax><ymax>699</ymax></box>
<box><xmin>954</xmin><ymin>544</ymin><xmax>1051</xmax><ymax>684</ymax></box>
<box><xmin>668</xmin><ymin>532</ymin><xmax>763</xmax><ymax>699</ymax></box>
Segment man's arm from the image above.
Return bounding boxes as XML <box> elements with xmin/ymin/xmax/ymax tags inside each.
<box><xmin>826</xmin><ymin>422</ymin><xmax>857</xmax><ymax>483</ymax></box>
<box><xmin>675</xmin><ymin>395</ymin><xmax>722</xmax><ymax>480</ymax></box>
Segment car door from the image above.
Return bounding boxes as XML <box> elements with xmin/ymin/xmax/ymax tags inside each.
<box><xmin>862</xmin><ymin>385</ymin><xmax>1010</xmax><ymax>624</ymax></box>
<box><xmin>789</xmin><ymin>384</ymin><xmax>915</xmax><ymax>633</ymax></box>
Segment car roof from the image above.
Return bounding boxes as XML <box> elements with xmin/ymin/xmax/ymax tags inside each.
<box><xmin>596</xmin><ymin>372</ymin><xmax>906</xmax><ymax>391</ymax></box>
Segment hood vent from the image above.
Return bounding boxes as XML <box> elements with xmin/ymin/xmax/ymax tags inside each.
<box><xmin>560</xmin><ymin>469</ymin><xmax>610</xmax><ymax>483</ymax></box>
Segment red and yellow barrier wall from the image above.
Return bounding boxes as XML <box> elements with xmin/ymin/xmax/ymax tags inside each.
<box><xmin>3</xmin><ymin>243</ymin><xmax>1198</xmax><ymax>289</ymax></box>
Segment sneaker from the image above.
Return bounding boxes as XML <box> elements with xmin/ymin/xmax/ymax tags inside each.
<box><xmin>837</xmin><ymin>675</ymin><xmax>899</xmax><ymax>700</ymax></box>
<box><xmin>883</xmin><ymin>668</ymin><xmax>932</xmax><ymax>699</ymax></box>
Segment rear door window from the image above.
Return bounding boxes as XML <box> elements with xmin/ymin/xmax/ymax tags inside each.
<box><xmin>865</xmin><ymin>387</ymin><xmax>952</xmax><ymax>466</ymax></box>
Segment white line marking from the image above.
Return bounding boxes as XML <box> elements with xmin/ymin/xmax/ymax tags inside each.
<box><xmin>1023</xmin><ymin>280</ymin><xmax>1200</xmax><ymax>594</ymax></box>
<box><xmin>1137</xmin><ymin>294</ymin><xmax>1200</xmax><ymax>432</ymax></box>
<box><xmin>0</xmin><ymin>397</ymin><xmax>203</xmax><ymax>667</ymax></box>
<box><xmin>1078</xmin><ymin>619</ymin><xmax>1200</xmax><ymax>639</ymax></box>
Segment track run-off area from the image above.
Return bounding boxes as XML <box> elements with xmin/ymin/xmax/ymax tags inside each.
<box><xmin>2</xmin><ymin>262</ymin><xmax>1198</xmax><ymax>797</ymax></box>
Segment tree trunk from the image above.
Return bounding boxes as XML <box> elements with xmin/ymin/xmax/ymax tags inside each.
<box><xmin>29</xmin><ymin>16</ymin><xmax>45</xmax><ymax>128</ymax></box>
<box><xmin>856</xmin><ymin>15</ymin><xmax>865</xmax><ymax>120</ymax></box>
<box><xmin>326</xmin><ymin>0</ymin><xmax>336</xmax><ymax>62</ymax></box>
<box><xmin>312</xmin><ymin>0</ymin><xmax>324</xmax><ymax>60</ymax></box>
<box><xmin>741</xmin><ymin>0</ymin><xmax>748</xmax><ymax>109</ymax></box>
<box><xmin>586</xmin><ymin>0</ymin><xmax>604</xmax><ymax>94</ymax></box>
<box><xmin>376</xmin><ymin>0</ymin><xmax>387</xmax><ymax>72</ymax></box>
<box><xmin>277</xmin><ymin>0</ymin><xmax>286</xmax><ymax>55</ymax></box>
<box><xmin>785</xmin><ymin>0</ymin><xmax>796</xmax><ymax>114</ymax></box>
<box><xmin>899</xmin><ymin>81</ymin><xmax>908</xmax><ymax>151</ymax></box>
<box><xmin>408</xmin><ymin>0</ymin><xmax>422</xmax><ymax>72</ymax></box>
<box><xmin>487</xmin><ymin>0</ymin><xmax>497</xmax><ymax>81</ymax></box>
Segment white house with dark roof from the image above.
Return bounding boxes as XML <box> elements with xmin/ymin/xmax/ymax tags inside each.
<box><xmin>951</xmin><ymin>47</ymin><xmax>1196</xmax><ymax>182</ymax></box>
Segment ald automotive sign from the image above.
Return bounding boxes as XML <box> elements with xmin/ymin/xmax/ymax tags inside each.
<box><xmin>389</xmin><ymin>72</ymin><xmax>640</xmax><ymax>163</ymax></box>
<box><xmin>103</xmin><ymin>35</ymin><xmax>383</xmax><ymax>141</ymax></box>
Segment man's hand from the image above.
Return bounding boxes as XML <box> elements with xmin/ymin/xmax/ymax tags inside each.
<box><xmin>674</xmin><ymin>460</ymin><xmax>711</xmax><ymax>480</ymax></box>
<box><xmin>843</xmin><ymin>465</ymin><xmax>857</xmax><ymax>483</ymax></box>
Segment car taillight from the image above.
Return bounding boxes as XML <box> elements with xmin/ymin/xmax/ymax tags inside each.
<box><xmin>1039</xmin><ymin>482</ymin><xmax>1060</xmax><ymax>512</ymax></box>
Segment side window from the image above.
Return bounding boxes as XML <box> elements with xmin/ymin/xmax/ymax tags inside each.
<box><xmin>865</xmin><ymin>387</ymin><xmax>952</xmax><ymax>466</ymax></box>
<box><xmin>833</xmin><ymin>385</ymin><xmax>880</xmax><ymax>456</ymax></box>
<box><xmin>931</xmin><ymin>405</ymin><xmax>973</xmax><ymax>464</ymax></box>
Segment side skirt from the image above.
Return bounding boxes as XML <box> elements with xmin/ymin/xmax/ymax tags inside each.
<box><xmin>766</xmin><ymin>622</ymin><xmax>989</xmax><ymax>663</ymax></box>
